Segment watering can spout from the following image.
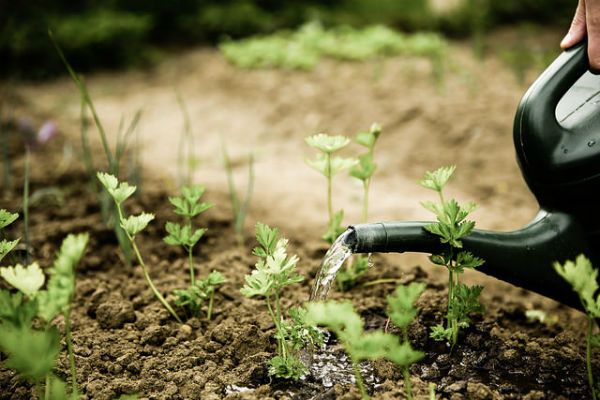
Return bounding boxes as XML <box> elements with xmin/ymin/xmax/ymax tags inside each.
<box><xmin>348</xmin><ymin>210</ymin><xmax>593</xmax><ymax>309</ymax></box>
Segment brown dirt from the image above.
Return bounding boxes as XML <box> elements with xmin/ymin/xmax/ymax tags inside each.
<box><xmin>1</xmin><ymin>29</ymin><xmax>596</xmax><ymax>399</ymax></box>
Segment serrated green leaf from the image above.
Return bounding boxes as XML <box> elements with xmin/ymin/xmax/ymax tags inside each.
<box><xmin>121</xmin><ymin>213</ymin><xmax>154</xmax><ymax>237</ymax></box>
<box><xmin>97</xmin><ymin>172</ymin><xmax>136</xmax><ymax>203</ymax></box>
<box><xmin>0</xmin><ymin>239</ymin><xmax>19</xmax><ymax>263</ymax></box>
<box><xmin>305</xmin><ymin>154</ymin><xmax>329</xmax><ymax>176</ymax></box>
<box><xmin>0</xmin><ymin>263</ymin><xmax>45</xmax><ymax>298</ymax></box>
<box><xmin>37</xmin><ymin>233</ymin><xmax>88</xmax><ymax>321</ymax></box>
<box><xmin>330</xmin><ymin>156</ymin><xmax>358</xmax><ymax>176</ymax></box>
<box><xmin>305</xmin><ymin>301</ymin><xmax>364</xmax><ymax>343</ymax></box>
<box><xmin>0</xmin><ymin>209</ymin><xmax>18</xmax><ymax>230</ymax></box>
<box><xmin>0</xmin><ymin>325</ymin><xmax>60</xmax><ymax>381</ymax></box>
<box><xmin>554</xmin><ymin>254</ymin><xmax>600</xmax><ymax>316</ymax></box>
<box><xmin>0</xmin><ymin>290</ymin><xmax>38</xmax><ymax>328</ymax></box>
<box><xmin>430</xmin><ymin>323</ymin><xmax>452</xmax><ymax>342</ymax></box>
<box><xmin>385</xmin><ymin>340</ymin><xmax>424</xmax><ymax>367</ymax></box>
<box><xmin>419</xmin><ymin>165</ymin><xmax>455</xmax><ymax>192</ymax></box>
<box><xmin>349</xmin><ymin>154</ymin><xmax>376</xmax><ymax>182</ymax></box>
<box><xmin>305</xmin><ymin>133</ymin><xmax>351</xmax><ymax>153</ymax></box>
<box><xmin>387</xmin><ymin>282</ymin><xmax>426</xmax><ymax>329</ymax></box>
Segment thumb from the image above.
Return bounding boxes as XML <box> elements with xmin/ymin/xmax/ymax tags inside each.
<box><xmin>585</xmin><ymin>0</ymin><xmax>600</xmax><ymax>71</ymax></box>
<box><xmin>561</xmin><ymin>0</ymin><xmax>587</xmax><ymax>49</ymax></box>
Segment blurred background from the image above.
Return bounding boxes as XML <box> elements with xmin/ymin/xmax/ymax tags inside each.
<box><xmin>0</xmin><ymin>0</ymin><xmax>574</xmax><ymax>79</ymax></box>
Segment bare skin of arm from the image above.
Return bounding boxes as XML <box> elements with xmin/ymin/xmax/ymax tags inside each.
<box><xmin>561</xmin><ymin>0</ymin><xmax>600</xmax><ymax>71</ymax></box>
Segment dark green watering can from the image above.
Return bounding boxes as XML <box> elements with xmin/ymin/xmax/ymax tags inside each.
<box><xmin>348</xmin><ymin>42</ymin><xmax>600</xmax><ymax>310</ymax></box>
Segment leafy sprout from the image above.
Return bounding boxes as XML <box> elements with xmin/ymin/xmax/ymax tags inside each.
<box><xmin>98</xmin><ymin>172</ymin><xmax>182</xmax><ymax>323</ymax></box>
<box><xmin>241</xmin><ymin>223</ymin><xmax>321</xmax><ymax>380</ymax></box>
<box><xmin>419</xmin><ymin>166</ymin><xmax>484</xmax><ymax>348</ymax></box>
<box><xmin>554</xmin><ymin>254</ymin><xmax>600</xmax><ymax>400</ymax></box>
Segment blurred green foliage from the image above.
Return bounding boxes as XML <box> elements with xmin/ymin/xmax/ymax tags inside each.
<box><xmin>0</xmin><ymin>0</ymin><xmax>574</xmax><ymax>79</ymax></box>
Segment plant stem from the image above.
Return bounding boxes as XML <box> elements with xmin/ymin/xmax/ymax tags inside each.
<box><xmin>352</xmin><ymin>360</ymin><xmax>369</xmax><ymax>399</ymax></box>
<box><xmin>188</xmin><ymin>246</ymin><xmax>195</xmax><ymax>286</ymax></box>
<box><xmin>361</xmin><ymin>278</ymin><xmax>402</xmax><ymax>287</ymax></box>
<box><xmin>587</xmin><ymin>316</ymin><xmax>597</xmax><ymax>400</ymax></box>
<box><xmin>207</xmin><ymin>291</ymin><xmax>214</xmax><ymax>321</ymax></box>
<box><xmin>23</xmin><ymin>146</ymin><xmax>30</xmax><ymax>265</ymax></box>
<box><xmin>45</xmin><ymin>374</ymin><xmax>50</xmax><ymax>400</ymax></box>
<box><xmin>326</xmin><ymin>153</ymin><xmax>333</xmax><ymax>226</ymax></box>
<box><xmin>116</xmin><ymin>204</ymin><xmax>182</xmax><ymax>323</ymax></box>
<box><xmin>362</xmin><ymin>180</ymin><xmax>369</xmax><ymax>223</ymax></box>
<box><xmin>65</xmin><ymin>310</ymin><xmax>78</xmax><ymax>397</ymax></box>
<box><xmin>403</xmin><ymin>366</ymin><xmax>413</xmax><ymax>400</ymax></box>
<box><xmin>266</xmin><ymin>296</ymin><xmax>286</xmax><ymax>358</ymax></box>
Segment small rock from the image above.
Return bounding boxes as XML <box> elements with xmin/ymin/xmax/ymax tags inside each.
<box><xmin>96</xmin><ymin>297</ymin><xmax>136</xmax><ymax>329</ymax></box>
<box><xmin>500</xmin><ymin>348</ymin><xmax>518</xmax><ymax>362</ymax></box>
<box><xmin>446</xmin><ymin>381</ymin><xmax>466</xmax><ymax>393</ymax></box>
<box><xmin>525</xmin><ymin>341</ymin><xmax>542</xmax><ymax>355</ymax></box>
<box><xmin>178</xmin><ymin>324</ymin><xmax>193</xmax><ymax>340</ymax></box>
<box><xmin>467</xmin><ymin>382</ymin><xmax>500</xmax><ymax>400</ymax></box>
<box><xmin>141</xmin><ymin>325</ymin><xmax>170</xmax><ymax>345</ymax></box>
<box><xmin>523</xmin><ymin>390</ymin><xmax>546</xmax><ymax>400</ymax></box>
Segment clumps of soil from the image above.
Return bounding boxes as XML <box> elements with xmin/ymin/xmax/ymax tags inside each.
<box><xmin>0</xmin><ymin>148</ymin><xmax>596</xmax><ymax>399</ymax></box>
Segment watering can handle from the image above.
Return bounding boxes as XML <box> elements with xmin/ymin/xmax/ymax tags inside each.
<box><xmin>514</xmin><ymin>41</ymin><xmax>590</xmax><ymax>180</ymax></box>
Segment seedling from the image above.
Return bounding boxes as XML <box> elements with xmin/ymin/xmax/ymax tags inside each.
<box><xmin>221</xmin><ymin>141</ymin><xmax>254</xmax><ymax>245</ymax></box>
<box><xmin>241</xmin><ymin>223</ymin><xmax>322</xmax><ymax>380</ymax></box>
<box><xmin>554</xmin><ymin>255</ymin><xmax>600</xmax><ymax>400</ymax></box>
<box><xmin>306</xmin><ymin>301</ymin><xmax>423</xmax><ymax>400</ymax></box>
<box><xmin>305</xmin><ymin>133</ymin><xmax>357</xmax><ymax>243</ymax></box>
<box><xmin>0</xmin><ymin>232</ymin><xmax>88</xmax><ymax>399</ymax></box>
<box><xmin>173</xmin><ymin>270</ymin><xmax>226</xmax><ymax>320</ymax></box>
<box><xmin>419</xmin><ymin>166</ymin><xmax>484</xmax><ymax>347</ymax></box>
<box><xmin>338</xmin><ymin>123</ymin><xmax>381</xmax><ymax>290</ymax></box>
<box><xmin>164</xmin><ymin>185</ymin><xmax>212</xmax><ymax>285</ymax></box>
<box><xmin>97</xmin><ymin>172</ymin><xmax>182</xmax><ymax>323</ymax></box>
<box><xmin>387</xmin><ymin>282</ymin><xmax>426</xmax><ymax>400</ymax></box>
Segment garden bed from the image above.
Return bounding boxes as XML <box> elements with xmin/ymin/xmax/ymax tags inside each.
<box><xmin>0</xmin><ymin>140</ymin><xmax>594</xmax><ymax>399</ymax></box>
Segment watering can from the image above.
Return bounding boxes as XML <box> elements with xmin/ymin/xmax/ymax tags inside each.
<box><xmin>347</xmin><ymin>41</ymin><xmax>600</xmax><ymax>310</ymax></box>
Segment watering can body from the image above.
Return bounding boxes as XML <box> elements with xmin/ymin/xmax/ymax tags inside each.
<box><xmin>349</xmin><ymin>42</ymin><xmax>600</xmax><ymax>310</ymax></box>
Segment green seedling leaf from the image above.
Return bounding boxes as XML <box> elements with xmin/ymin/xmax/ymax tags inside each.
<box><xmin>355</xmin><ymin>123</ymin><xmax>382</xmax><ymax>149</ymax></box>
<box><xmin>0</xmin><ymin>239</ymin><xmax>19</xmax><ymax>263</ymax></box>
<box><xmin>455</xmin><ymin>251</ymin><xmax>484</xmax><ymax>272</ymax></box>
<box><xmin>280</xmin><ymin>307</ymin><xmax>325</xmax><ymax>350</ymax></box>
<box><xmin>0</xmin><ymin>209</ymin><xmax>18</xmax><ymax>230</ymax></box>
<box><xmin>0</xmin><ymin>263</ymin><xmax>45</xmax><ymax>298</ymax></box>
<box><xmin>305</xmin><ymin>133</ymin><xmax>351</xmax><ymax>153</ymax></box>
<box><xmin>448</xmin><ymin>283</ymin><xmax>484</xmax><ymax>327</ymax></box>
<box><xmin>174</xmin><ymin>286</ymin><xmax>206</xmax><ymax>316</ymax></box>
<box><xmin>97</xmin><ymin>172</ymin><xmax>137</xmax><ymax>204</ymax></box>
<box><xmin>387</xmin><ymin>282</ymin><xmax>426</xmax><ymax>330</ymax></box>
<box><xmin>268</xmin><ymin>354</ymin><xmax>307</xmax><ymax>380</ymax></box>
<box><xmin>385</xmin><ymin>340</ymin><xmax>424</xmax><ymax>368</ymax></box>
<box><xmin>419</xmin><ymin>165</ymin><xmax>455</xmax><ymax>192</ymax></box>
<box><xmin>305</xmin><ymin>301</ymin><xmax>364</xmax><ymax>343</ymax></box>
<box><xmin>37</xmin><ymin>233</ymin><xmax>88</xmax><ymax>321</ymax></box>
<box><xmin>554</xmin><ymin>254</ymin><xmax>600</xmax><ymax>316</ymax></box>
<box><xmin>349</xmin><ymin>154</ymin><xmax>376</xmax><ymax>182</ymax></box>
<box><xmin>0</xmin><ymin>324</ymin><xmax>60</xmax><ymax>381</ymax></box>
<box><xmin>164</xmin><ymin>222</ymin><xmax>206</xmax><ymax>248</ymax></box>
<box><xmin>0</xmin><ymin>290</ymin><xmax>38</xmax><ymax>328</ymax></box>
<box><xmin>430</xmin><ymin>323</ymin><xmax>453</xmax><ymax>342</ymax></box>
<box><xmin>121</xmin><ymin>213</ymin><xmax>154</xmax><ymax>237</ymax></box>
<box><xmin>253</xmin><ymin>222</ymin><xmax>279</xmax><ymax>257</ymax></box>
<box><xmin>204</xmin><ymin>270</ymin><xmax>227</xmax><ymax>287</ymax></box>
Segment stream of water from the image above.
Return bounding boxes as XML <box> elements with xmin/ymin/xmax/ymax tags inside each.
<box><xmin>309</xmin><ymin>229</ymin><xmax>355</xmax><ymax>301</ymax></box>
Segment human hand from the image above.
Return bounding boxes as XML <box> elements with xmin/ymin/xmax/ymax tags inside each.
<box><xmin>561</xmin><ymin>0</ymin><xmax>600</xmax><ymax>72</ymax></box>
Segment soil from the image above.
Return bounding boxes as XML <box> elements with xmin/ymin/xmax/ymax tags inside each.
<box><xmin>0</xmin><ymin>29</ymin><xmax>596</xmax><ymax>399</ymax></box>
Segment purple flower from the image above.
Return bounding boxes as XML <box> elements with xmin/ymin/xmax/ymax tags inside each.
<box><xmin>37</xmin><ymin>120</ymin><xmax>59</xmax><ymax>144</ymax></box>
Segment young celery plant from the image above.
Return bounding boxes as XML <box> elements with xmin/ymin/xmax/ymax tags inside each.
<box><xmin>164</xmin><ymin>185</ymin><xmax>212</xmax><ymax>285</ymax></box>
<box><xmin>0</xmin><ymin>233</ymin><xmax>88</xmax><ymax>399</ymax></box>
<box><xmin>305</xmin><ymin>133</ymin><xmax>357</xmax><ymax>244</ymax></box>
<box><xmin>221</xmin><ymin>141</ymin><xmax>254</xmax><ymax>246</ymax></box>
<box><xmin>172</xmin><ymin>271</ymin><xmax>226</xmax><ymax>321</ymax></box>
<box><xmin>241</xmin><ymin>223</ymin><xmax>322</xmax><ymax>380</ymax></box>
<box><xmin>554</xmin><ymin>255</ymin><xmax>600</xmax><ymax>400</ymax></box>
<box><xmin>419</xmin><ymin>166</ymin><xmax>484</xmax><ymax>348</ymax></box>
<box><xmin>387</xmin><ymin>282</ymin><xmax>426</xmax><ymax>400</ymax></box>
<box><xmin>306</xmin><ymin>301</ymin><xmax>423</xmax><ymax>400</ymax></box>
<box><xmin>97</xmin><ymin>172</ymin><xmax>182</xmax><ymax>323</ymax></box>
<box><xmin>338</xmin><ymin>123</ymin><xmax>381</xmax><ymax>291</ymax></box>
